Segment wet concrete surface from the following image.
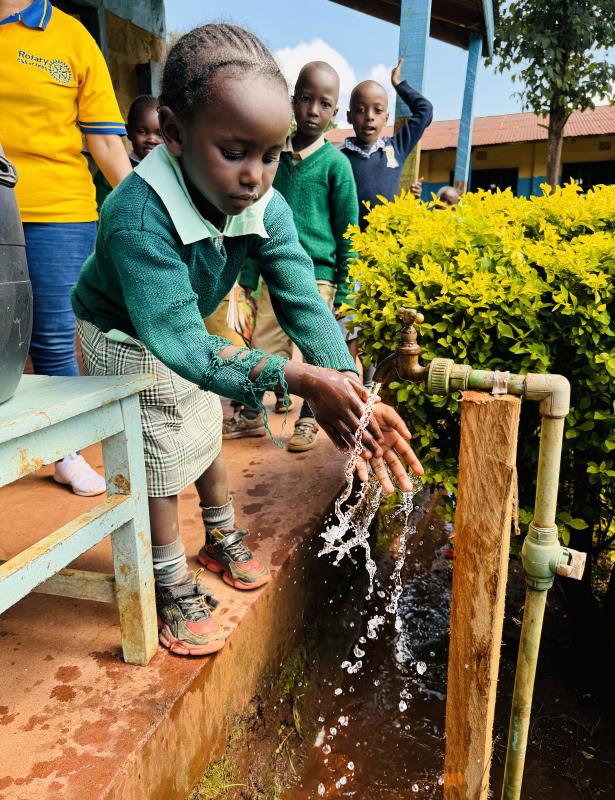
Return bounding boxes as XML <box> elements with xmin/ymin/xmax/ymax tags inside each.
<box><xmin>0</xmin><ymin>396</ymin><xmax>346</xmax><ymax>800</ymax></box>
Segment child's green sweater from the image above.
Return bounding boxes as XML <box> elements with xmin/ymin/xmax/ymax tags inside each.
<box><xmin>241</xmin><ymin>140</ymin><xmax>358</xmax><ymax>305</ymax></box>
<box><xmin>72</xmin><ymin>169</ymin><xmax>357</xmax><ymax>410</ymax></box>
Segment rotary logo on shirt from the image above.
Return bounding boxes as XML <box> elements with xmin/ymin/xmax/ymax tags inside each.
<box><xmin>16</xmin><ymin>50</ymin><xmax>73</xmax><ymax>84</ymax></box>
<box><xmin>385</xmin><ymin>145</ymin><xmax>399</xmax><ymax>169</ymax></box>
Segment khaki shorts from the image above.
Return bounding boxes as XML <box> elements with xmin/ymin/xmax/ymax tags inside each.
<box><xmin>251</xmin><ymin>280</ymin><xmax>336</xmax><ymax>357</ymax></box>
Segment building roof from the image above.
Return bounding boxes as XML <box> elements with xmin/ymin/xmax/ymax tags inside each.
<box><xmin>328</xmin><ymin>0</ymin><xmax>495</xmax><ymax>55</ymax></box>
<box><xmin>327</xmin><ymin>105</ymin><xmax>615</xmax><ymax>151</ymax></box>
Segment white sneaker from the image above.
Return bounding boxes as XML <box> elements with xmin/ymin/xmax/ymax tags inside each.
<box><xmin>53</xmin><ymin>453</ymin><xmax>106</xmax><ymax>497</ymax></box>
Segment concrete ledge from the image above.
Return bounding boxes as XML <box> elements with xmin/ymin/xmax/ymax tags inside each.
<box><xmin>0</xmin><ymin>401</ymin><xmax>346</xmax><ymax>800</ymax></box>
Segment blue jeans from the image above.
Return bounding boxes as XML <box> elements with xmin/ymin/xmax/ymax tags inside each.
<box><xmin>23</xmin><ymin>222</ymin><xmax>96</xmax><ymax>376</ymax></box>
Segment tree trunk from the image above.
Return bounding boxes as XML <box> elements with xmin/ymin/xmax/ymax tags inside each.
<box><xmin>546</xmin><ymin>104</ymin><xmax>569</xmax><ymax>191</ymax></box>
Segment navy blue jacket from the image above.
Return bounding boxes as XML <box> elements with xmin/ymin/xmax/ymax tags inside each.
<box><xmin>341</xmin><ymin>81</ymin><xmax>433</xmax><ymax>229</ymax></box>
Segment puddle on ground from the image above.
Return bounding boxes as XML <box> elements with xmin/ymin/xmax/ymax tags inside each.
<box><xmin>283</xmin><ymin>505</ymin><xmax>615</xmax><ymax>799</ymax></box>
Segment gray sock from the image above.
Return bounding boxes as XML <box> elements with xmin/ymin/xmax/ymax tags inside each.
<box><xmin>201</xmin><ymin>497</ymin><xmax>235</xmax><ymax>543</ymax></box>
<box><xmin>152</xmin><ymin>536</ymin><xmax>188</xmax><ymax>589</ymax></box>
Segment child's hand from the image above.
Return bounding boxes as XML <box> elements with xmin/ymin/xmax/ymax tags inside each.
<box><xmin>391</xmin><ymin>58</ymin><xmax>403</xmax><ymax>88</ymax></box>
<box><xmin>296</xmin><ymin>365</ymin><xmax>385</xmax><ymax>457</ymax></box>
<box><xmin>410</xmin><ymin>177</ymin><xmax>424</xmax><ymax>199</ymax></box>
<box><xmin>355</xmin><ymin>403</ymin><xmax>423</xmax><ymax>495</ymax></box>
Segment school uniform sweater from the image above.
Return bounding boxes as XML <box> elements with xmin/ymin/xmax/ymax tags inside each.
<box><xmin>71</xmin><ymin>169</ymin><xmax>357</xmax><ymax>410</ymax></box>
<box><xmin>341</xmin><ymin>81</ymin><xmax>433</xmax><ymax>229</ymax></box>
<box><xmin>241</xmin><ymin>140</ymin><xmax>359</xmax><ymax>305</ymax></box>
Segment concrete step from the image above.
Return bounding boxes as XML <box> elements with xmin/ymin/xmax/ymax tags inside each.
<box><xmin>0</xmin><ymin>399</ymin><xmax>346</xmax><ymax>800</ymax></box>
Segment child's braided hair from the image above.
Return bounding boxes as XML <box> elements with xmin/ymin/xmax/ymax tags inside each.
<box><xmin>160</xmin><ymin>23</ymin><xmax>288</xmax><ymax>121</ymax></box>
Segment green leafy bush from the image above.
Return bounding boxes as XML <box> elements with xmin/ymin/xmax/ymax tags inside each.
<box><xmin>347</xmin><ymin>184</ymin><xmax>614</xmax><ymax>552</ymax></box>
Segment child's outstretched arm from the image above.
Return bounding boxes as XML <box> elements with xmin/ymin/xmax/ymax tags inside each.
<box><xmin>390</xmin><ymin>58</ymin><xmax>434</xmax><ymax>160</ymax></box>
<box><xmin>329</xmin><ymin>158</ymin><xmax>359</xmax><ymax>307</ymax></box>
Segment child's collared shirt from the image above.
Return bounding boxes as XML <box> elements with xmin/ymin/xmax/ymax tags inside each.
<box><xmin>0</xmin><ymin>1</ymin><xmax>125</xmax><ymax>222</ymax></box>
<box><xmin>341</xmin><ymin>80</ymin><xmax>433</xmax><ymax>229</ymax></box>
<box><xmin>72</xmin><ymin>144</ymin><xmax>357</xmax><ymax>407</ymax></box>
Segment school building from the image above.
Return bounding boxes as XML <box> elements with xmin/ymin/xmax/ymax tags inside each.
<box><xmin>327</xmin><ymin>104</ymin><xmax>615</xmax><ymax>198</ymax></box>
<box><xmin>54</xmin><ymin>0</ymin><xmax>166</xmax><ymax>114</ymax></box>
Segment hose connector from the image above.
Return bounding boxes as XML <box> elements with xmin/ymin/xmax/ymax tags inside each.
<box><xmin>522</xmin><ymin>522</ymin><xmax>586</xmax><ymax>590</ymax></box>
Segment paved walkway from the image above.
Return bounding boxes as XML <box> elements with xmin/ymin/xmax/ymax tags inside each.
<box><xmin>0</xmin><ymin>397</ymin><xmax>346</xmax><ymax>800</ymax></box>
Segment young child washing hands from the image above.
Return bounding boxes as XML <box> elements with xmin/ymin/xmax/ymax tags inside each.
<box><xmin>72</xmin><ymin>23</ymin><xmax>422</xmax><ymax>657</ymax></box>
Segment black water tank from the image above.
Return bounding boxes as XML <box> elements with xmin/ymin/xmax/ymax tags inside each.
<box><xmin>0</xmin><ymin>144</ymin><xmax>33</xmax><ymax>404</ymax></box>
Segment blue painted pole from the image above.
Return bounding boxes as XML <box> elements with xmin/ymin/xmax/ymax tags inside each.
<box><xmin>396</xmin><ymin>0</ymin><xmax>432</xmax><ymax>186</ymax></box>
<box><xmin>453</xmin><ymin>32</ymin><xmax>482</xmax><ymax>193</ymax></box>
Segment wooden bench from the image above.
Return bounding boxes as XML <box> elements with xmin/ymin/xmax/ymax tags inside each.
<box><xmin>0</xmin><ymin>374</ymin><xmax>158</xmax><ymax>665</ymax></box>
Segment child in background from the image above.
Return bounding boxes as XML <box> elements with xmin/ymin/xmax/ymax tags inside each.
<box><xmin>225</xmin><ymin>60</ymin><xmax>359</xmax><ymax>452</ymax></box>
<box><xmin>339</xmin><ymin>60</ymin><xmax>433</xmax><ymax>383</ymax></box>
<box><xmin>342</xmin><ymin>59</ymin><xmax>433</xmax><ymax>228</ymax></box>
<box><xmin>71</xmin><ymin>24</ymin><xmax>423</xmax><ymax>657</ymax></box>
<box><xmin>94</xmin><ymin>94</ymin><xmax>163</xmax><ymax>210</ymax></box>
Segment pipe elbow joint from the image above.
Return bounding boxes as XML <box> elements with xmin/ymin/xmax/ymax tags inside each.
<box><xmin>524</xmin><ymin>374</ymin><xmax>570</xmax><ymax>418</ymax></box>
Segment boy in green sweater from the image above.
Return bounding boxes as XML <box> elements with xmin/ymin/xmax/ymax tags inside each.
<box><xmin>225</xmin><ymin>61</ymin><xmax>359</xmax><ymax>452</ymax></box>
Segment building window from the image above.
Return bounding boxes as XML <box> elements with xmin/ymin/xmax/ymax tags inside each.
<box><xmin>562</xmin><ymin>160</ymin><xmax>615</xmax><ymax>191</ymax></box>
<box><xmin>461</xmin><ymin>168</ymin><xmax>519</xmax><ymax>194</ymax></box>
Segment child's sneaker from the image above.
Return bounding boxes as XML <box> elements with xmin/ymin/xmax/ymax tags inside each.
<box><xmin>198</xmin><ymin>528</ymin><xmax>271</xmax><ymax>590</ymax></box>
<box><xmin>222</xmin><ymin>411</ymin><xmax>266</xmax><ymax>439</ymax></box>
<box><xmin>156</xmin><ymin>571</ymin><xmax>226</xmax><ymax>656</ymax></box>
<box><xmin>53</xmin><ymin>453</ymin><xmax>106</xmax><ymax>497</ymax></box>
<box><xmin>274</xmin><ymin>396</ymin><xmax>294</xmax><ymax>414</ymax></box>
<box><xmin>287</xmin><ymin>417</ymin><xmax>319</xmax><ymax>452</ymax></box>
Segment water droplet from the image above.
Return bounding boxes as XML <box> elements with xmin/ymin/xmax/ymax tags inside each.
<box><xmin>359</xmin><ymin>636</ymin><xmax>366</xmax><ymax>644</ymax></box>
<box><xmin>412</xmin><ymin>783</ymin><xmax>419</xmax><ymax>792</ymax></box>
<box><xmin>330</xmin><ymin>727</ymin><xmax>337</xmax><ymax>736</ymax></box>
<box><xmin>349</xmin><ymin>686</ymin><xmax>355</xmax><ymax>693</ymax></box>
<box><xmin>318</xmin><ymin>783</ymin><xmax>325</xmax><ymax>796</ymax></box>
<box><xmin>341</xmin><ymin>661</ymin><xmax>351</xmax><ymax>670</ymax></box>
<box><xmin>429</xmin><ymin>651</ymin><xmax>436</xmax><ymax>657</ymax></box>
<box><xmin>322</xmin><ymin>744</ymin><xmax>331</xmax><ymax>755</ymax></box>
<box><xmin>318</xmin><ymin>715</ymin><xmax>325</xmax><ymax>723</ymax></box>
<box><xmin>438</xmin><ymin>775</ymin><xmax>445</xmax><ymax>786</ymax></box>
<box><xmin>347</xmin><ymin>761</ymin><xmax>354</xmax><ymax>770</ymax></box>
<box><xmin>334</xmin><ymin>687</ymin><xmax>343</xmax><ymax>695</ymax></box>
<box><xmin>338</xmin><ymin>715</ymin><xmax>349</xmax><ymax>727</ymax></box>
<box><xmin>353</xmin><ymin>645</ymin><xmax>365</xmax><ymax>658</ymax></box>
<box><xmin>416</xmin><ymin>661</ymin><xmax>427</xmax><ymax>675</ymax></box>
<box><xmin>399</xmin><ymin>700</ymin><xmax>408</xmax><ymax>712</ymax></box>
<box><xmin>373</xmin><ymin>679</ymin><xmax>380</xmax><ymax>687</ymax></box>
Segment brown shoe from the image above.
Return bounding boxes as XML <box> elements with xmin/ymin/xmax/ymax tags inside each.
<box><xmin>222</xmin><ymin>412</ymin><xmax>266</xmax><ymax>439</ymax></box>
<box><xmin>287</xmin><ymin>417</ymin><xmax>319</xmax><ymax>452</ymax></box>
<box><xmin>274</xmin><ymin>396</ymin><xmax>294</xmax><ymax>414</ymax></box>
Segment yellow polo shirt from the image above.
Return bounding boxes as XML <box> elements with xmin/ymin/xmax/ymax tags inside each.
<box><xmin>0</xmin><ymin>0</ymin><xmax>126</xmax><ymax>222</ymax></box>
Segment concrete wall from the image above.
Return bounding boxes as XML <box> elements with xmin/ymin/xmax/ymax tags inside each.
<box><xmin>420</xmin><ymin>134</ymin><xmax>615</xmax><ymax>199</ymax></box>
<box><xmin>104</xmin><ymin>11</ymin><xmax>166</xmax><ymax>117</ymax></box>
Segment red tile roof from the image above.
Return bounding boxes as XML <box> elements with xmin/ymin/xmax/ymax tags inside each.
<box><xmin>326</xmin><ymin>105</ymin><xmax>615</xmax><ymax>151</ymax></box>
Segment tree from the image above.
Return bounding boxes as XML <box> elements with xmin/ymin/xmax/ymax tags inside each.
<box><xmin>490</xmin><ymin>0</ymin><xmax>615</xmax><ymax>189</ymax></box>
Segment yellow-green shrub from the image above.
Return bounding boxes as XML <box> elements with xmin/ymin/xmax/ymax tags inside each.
<box><xmin>347</xmin><ymin>184</ymin><xmax>614</xmax><ymax>550</ymax></box>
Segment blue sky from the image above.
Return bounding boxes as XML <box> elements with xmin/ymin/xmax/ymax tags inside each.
<box><xmin>165</xmin><ymin>0</ymin><xmax>523</xmax><ymax>124</ymax></box>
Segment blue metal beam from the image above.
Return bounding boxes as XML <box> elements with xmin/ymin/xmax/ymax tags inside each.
<box><xmin>396</xmin><ymin>0</ymin><xmax>432</xmax><ymax>112</ymax></box>
<box><xmin>453</xmin><ymin>31</ymin><xmax>482</xmax><ymax>191</ymax></box>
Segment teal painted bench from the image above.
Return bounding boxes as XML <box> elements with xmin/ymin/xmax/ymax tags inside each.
<box><xmin>0</xmin><ymin>374</ymin><xmax>158</xmax><ymax>665</ymax></box>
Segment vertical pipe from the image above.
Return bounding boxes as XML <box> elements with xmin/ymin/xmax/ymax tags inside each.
<box><xmin>533</xmin><ymin>417</ymin><xmax>565</xmax><ymax>528</ymax></box>
<box><xmin>453</xmin><ymin>32</ymin><xmax>482</xmax><ymax>193</ymax></box>
<box><xmin>501</xmin><ymin>415</ymin><xmax>566</xmax><ymax>799</ymax></box>
<box><xmin>501</xmin><ymin>589</ymin><xmax>548</xmax><ymax>800</ymax></box>
<box><xmin>397</xmin><ymin>0</ymin><xmax>432</xmax><ymax>185</ymax></box>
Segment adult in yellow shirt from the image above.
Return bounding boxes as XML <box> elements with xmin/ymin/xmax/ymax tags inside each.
<box><xmin>0</xmin><ymin>0</ymin><xmax>132</xmax><ymax>495</ymax></box>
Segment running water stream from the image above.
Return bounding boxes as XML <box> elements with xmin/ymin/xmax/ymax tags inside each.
<box><xmin>308</xmin><ymin>386</ymin><xmax>425</xmax><ymax>796</ymax></box>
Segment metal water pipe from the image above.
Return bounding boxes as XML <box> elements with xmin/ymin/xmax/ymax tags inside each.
<box><xmin>374</xmin><ymin>308</ymin><xmax>586</xmax><ymax>800</ymax></box>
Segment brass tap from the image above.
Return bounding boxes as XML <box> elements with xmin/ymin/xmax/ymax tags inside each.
<box><xmin>395</xmin><ymin>308</ymin><xmax>428</xmax><ymax>383</ymax></box>
<box><xmin>373</xmin><ymin>307</ymin><xmax>428</xmax><ymax>385</ymax></box>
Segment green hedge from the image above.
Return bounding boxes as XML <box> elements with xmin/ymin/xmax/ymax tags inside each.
<box><xmin>347</xmin><ymin>184</ymin><xmax>615</xmax><ymax>548</ymax></box>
